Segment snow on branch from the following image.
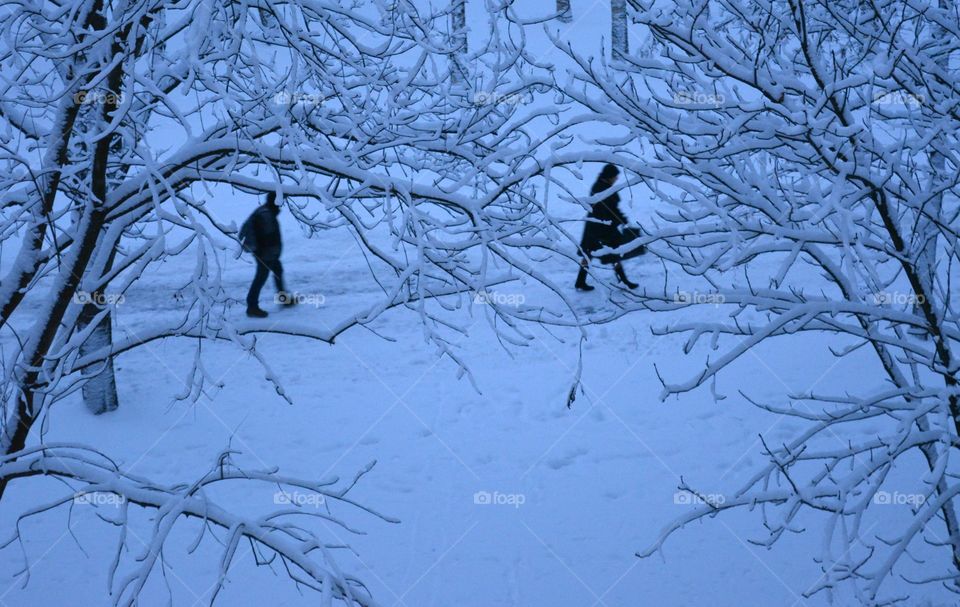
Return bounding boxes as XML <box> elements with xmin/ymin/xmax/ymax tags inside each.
<box><xmin>0</xmin><ymin>444</ymin><xmax>395</xmax><ymax>606</ymax></box>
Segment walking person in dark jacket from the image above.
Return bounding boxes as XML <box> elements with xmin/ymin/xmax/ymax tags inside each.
<box><xmin>575</xmin><ymin>163</ymin><xmax>644</xmax><ymax>291</ymax></box>
<box><xmin>240</xmin><ymin>193</ymin><xmax>295</xmax><ymax>317</ymax></box>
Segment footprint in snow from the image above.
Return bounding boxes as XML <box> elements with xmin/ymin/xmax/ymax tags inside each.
<box><xmin>602</xmin><ymin>488</ymin><xmax>625</xmax><ymax>500</ymax></box>
<box><xmin>546</xmin><ymin>446</ymin><xmax>587</xmax><ymax>470</ymax></box>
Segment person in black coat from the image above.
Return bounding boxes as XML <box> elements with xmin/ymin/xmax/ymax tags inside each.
<box><xmin>240</xmin><ymin>193</ymin><xmax>294</xmax><ymax>317</ymax></box>
<box><xmin>575</xmin><ymin>164</ymin><xmax>644</xmax><ymax>291</ymax></box>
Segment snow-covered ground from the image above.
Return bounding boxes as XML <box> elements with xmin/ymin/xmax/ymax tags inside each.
<box><xmin>0</xmin><ymin>196</ymin><xmax>951</xmax><ymax>607</ymax></box>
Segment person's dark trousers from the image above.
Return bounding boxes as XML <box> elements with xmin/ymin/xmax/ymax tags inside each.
<box><xmin>247</xmin><ymin>255</ymin><xmax>285</xmax><ymax>310</ymax></box>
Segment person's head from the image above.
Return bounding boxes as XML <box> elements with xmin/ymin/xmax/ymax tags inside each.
<box><xmin>266</xmin><ymin>192</ymin><xmax>280</xmax><ymax>213</ymax></box>
<box><xmin>598</xmin><ymin>163</ymin><xmax>620</xmax><ymax>187</ymax></box>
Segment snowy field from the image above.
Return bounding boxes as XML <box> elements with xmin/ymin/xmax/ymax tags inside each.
<box><xmin>0</xmin><ymin>196</ymin><xmax>951</xmax><ymax>607</ymax></box>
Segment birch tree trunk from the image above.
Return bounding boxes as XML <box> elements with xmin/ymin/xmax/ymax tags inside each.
<box><xmin>450</xmin><ymin>0</ymin><xmax>467</xmax><ymax>84</ymax></box>
<box><xmin>611</xmin><ymin>0</ymin><xmax>628</xmax><ymax>63</ymax></box>
<box><xmin>76</xmin><ymin>239</ymin><xmax>121</xmax><ymax>415</ymax></box>
<box><xmin>78</xmin><ymin>312</ymin><xmax>119</xmax><ymax>413</ymax></box>
<box><xmin>73</xmin><ymin>2</ymin><xmax>130</xmax><ymax>415</ymax></box>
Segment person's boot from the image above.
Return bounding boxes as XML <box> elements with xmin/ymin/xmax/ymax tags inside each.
<box><xmin>575</xmin><ymin>267</ymin><xmax>595</xmax><ymax>291</ymax></box>
<box><xmin>614</xmin><ymin>263</ymin><xmax>638</xmax><ymax>289</ymax></box>
<box><xmin>246</xmin><ymin>306</ymin><xmax>268</xmax><ymax>318</ymax></box>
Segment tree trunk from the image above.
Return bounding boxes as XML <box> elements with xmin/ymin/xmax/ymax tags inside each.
<box><xmin>72</xmin><ymin>4</ymin><xmax>131</xmax><ymax>416</ymax></box>
<box><xmin>557</xmin><ymin>0</ymin><xmax>572</xmax><ymax>22</ymax></box>
<box><xmin>611</xmin><ymin>0</ymin><xmax>628</xmax><ymax>63</ymax></box>
<box><xmin>911</xmin><ymin>0</ymin><xmax>947</xmax><ymax>341</ymax></box>
<box><xmin>450</xmin><ymin>0</ymin><xmax>467</xmax><ymax>85</ymax></box>
<box><xmin>79</xmin><ymin>311</ymin><xmax>119</xmax><ymax>414</ymax></box>
<box><xmin>70</xmin><ymin>3</ymin><xmax>156</xmax><ymax>416</ymax></box>
<box><xmin>76</xmin><ymin>239</ymin><xmax>122</xmax><ymax>415</ymax></box>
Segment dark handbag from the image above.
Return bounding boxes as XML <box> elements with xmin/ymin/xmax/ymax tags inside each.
<box><xmin>597</xmin><ymin>226</ymin><xmax>646</xmax><ymax>264</ymax></box>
